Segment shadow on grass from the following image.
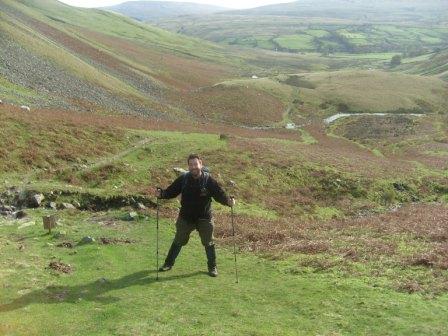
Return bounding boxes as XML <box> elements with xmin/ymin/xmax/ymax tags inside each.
<box><xmin>0</xmin><ymin>270</ymin><xmax>206</xmax><ymax>313</ymax></box>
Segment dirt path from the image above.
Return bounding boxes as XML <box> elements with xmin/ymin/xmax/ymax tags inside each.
<box><xmin>79</xmin><ymin>137</ymin><xmax>153</xmax><ymax>173</ymax></box>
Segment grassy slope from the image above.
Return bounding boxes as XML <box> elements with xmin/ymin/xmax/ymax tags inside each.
<box><xmin>1</xmin><ymin>210</ymin><xmax>448</xmax><ymax>335</ymax></box>
<box><xmin>298</xmin><ymin>70</ymin><xmax>448</xmax><ymax>115</ymax></box>
<box><xmin>0</xmin><ymin>0</ymin><xmax>252</xmax><ymax>121</ymax></box>
<box><xmin>211</xmin><ymin>70</ymin><xmax>448</xmax><ymax>124</ymax></box>
<box><xmin>0</xmin><ymin>100</ymin><xmax>447</xmax><ymax>334</ymax></box>
<box><xmin>156</xmin><ymin>14</ymin><xmax>448</xmax><ymax>54</ymax></box>
<box><xmin>400</xmin><ymin>49</ymin><xmax>448</xmax><ymax>81</ymax></box>
<box><xmin>6</xmin><ymin>0</ymin><xmax>230</xmax><ymax>63</ymax></box>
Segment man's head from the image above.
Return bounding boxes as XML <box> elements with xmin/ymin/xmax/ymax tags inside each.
<box><xmin>187</xmin><ymin>154</ymin><xmax>203</xmax><ymax>178</ymax></box>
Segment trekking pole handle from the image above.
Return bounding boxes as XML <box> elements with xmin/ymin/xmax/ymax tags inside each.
<box><xmin>230</xmin><ymin>195</ymin><xmax>236</xmax><ymax>208</ymax></box>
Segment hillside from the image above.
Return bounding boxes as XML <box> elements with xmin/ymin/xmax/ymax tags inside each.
<box><xmin>155</xmin><ymin>0</ymin><xmax>448</xmax><ymax>55</ymax></box>
<box><xmin>1</xmin><ymin>1</ymin><xmax>448</xmax><ymax>334</ymax></box>
<box><xmin>157</xmin><ymin>15</ymin><xmax>448</xmax><ymax>55</ymax></box>
<box><xmin>400</xmin><ymin>48</ymin><xmax>448</xmax><ymax>81</ymax></box>
<box><xmin>0</xmin><ymin>0</ymin><xmax>243</xmax><ymax>119</ymax></box>
<box><xmin>227</xmin><ymin>0</ymin><xmax>448</xmax><ymax>22</ymax></box>
<box><xmin>0</xmin><ymin>101</ymin><xmax>447</xmax><ymax>334</ymax></box>
<box><xmin>103</xmin><ymin>1</ymin><xmax>228</xmax><ymax>21</ymax></box>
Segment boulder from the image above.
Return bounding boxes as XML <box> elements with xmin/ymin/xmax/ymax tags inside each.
<box><xmin>228</xmin><ymin>180</ymin><xmax>237</xmax><ymax>187</ymax></box>
<box><xmin>1</xmin><ymin>205</ymin><xmax>15</xmax><ymax>212</ymax></box>
<box><xmin>29</xmin><ymin>193</ymin><xmax>45</xmax><ymax>208</ymax></box>
<box><xmin>20</xmin><ymin>105</ymin><xmax>31</xmax><ymax>112</ymax></box>
<box><xmin>14</xmin><ymin>210</ymin><xmax>27</xmax><ymax>219</ymax></box>
<box><xmin>78</xmin><ymin>236</ymin><xmax>95</xmax><ymax>245</ymax></box>
<box><xmin>173</xmin><ymin>167</ymin><xmax>187</xmax><ymax>175</ymax></box>
<box><xmin>59</xmin><ymin>203</ymin><xmax>76</xmax><ymax>210</ymax></box>
<box><xmin>136</xmin><ymin>202</ymin><xmax>146</xmax><ymax>210</ymax></box>
<box><xmin>0</xmin><ymin>210</ymin><xmax>11</xmax><ymax>217</ymax></box>
<box><xmin>52</xmin><ymin>230</ymin><xmax>67</xmax><ymax>239</ymax></box>
<box><xmin>97</xmin><ymin>277</ymin><xmax>109</xmax><ymax>284</ymax></box>
<box><xmin>124</xmin><ymin>211</ymin><xmax>139</xmax><ymax>221</ymax></box>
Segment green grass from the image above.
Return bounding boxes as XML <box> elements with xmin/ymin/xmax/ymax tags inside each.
<box><xmin>294</xmin><ymin>70</ymin><xmax>448</xmax><ymax>117</ymax></box>
<box><xmin>1</xmin><ymin>210</ymin><xmax>448</xmax><ymax>335</ymax></box>
<box><xmin>273</xmin><ymin>34</ymin><xmax>315</xmax><ymax>51</ymax></box>
<box><xmin>299</xmin><ymin>129</ymin><xmax>318</xmax><ymax>145</ymax></box>
<box><xmin>5</xmin><ymin>0</ymin><xmax>234</xmax><ymax>64</ymax></box>
<box><xmin>0</xmin><ymin>75</ymin><xmax>44</xmax><ymax>104</ymax></box>
<box><xmin>156</xmin><ymin>15</ymin><xmax>448</xmax><ymax>56</ymax></box>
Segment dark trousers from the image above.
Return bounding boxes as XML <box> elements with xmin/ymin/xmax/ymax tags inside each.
<box><xmin>164</xmin><ymin>216</ymin><xmax>216</xmax><ymax>268</ymax></box>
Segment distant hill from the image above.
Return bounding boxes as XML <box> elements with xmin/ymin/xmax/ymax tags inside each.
<box><xmin>0</xmin><ymin>0</ymin><xmax>295</xmax><ymax>127</ymax></box>
<box><xmin>102</xmin><ymin>1</ymin><xmax>229</xmax><ymax>21</ymax></box>
<box><xmin>401</xmin><ymin>49</ymin><xmax>448</xmax><ymax>81</ymax></box>
<box><xmin>0</xmin><ymin>0</ymin><xmax>244</xmax><ymax>120</ymax></box>
<box><xmin>156</xmin><ymin>0</ymin><xmax>448</xmax><ymax>54</ymax></box>
<box><xmin>227</xmin><ymin>0</ymin><xmax>448</xmax><ymax>22</ymax></box>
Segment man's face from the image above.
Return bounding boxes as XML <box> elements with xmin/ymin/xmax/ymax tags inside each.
<box><xmin>188</xmin><ymin>158</ymin><xmax>203</xmax><ymax>178</ymax></box>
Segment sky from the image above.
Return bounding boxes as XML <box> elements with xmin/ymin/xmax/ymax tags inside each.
<box><xmin>58</xmin><ymin>0</ymin><xmax>296</xmax><ymax>9</ymax></box>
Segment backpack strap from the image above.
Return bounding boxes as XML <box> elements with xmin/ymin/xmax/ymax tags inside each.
<box><xmin>181</xmin><ymin>171</ymin><xmax>210</xmax><ymax>193</ymax></box>
<box><xmin>201</xmin><ymin>171</ymin><xmax>210</xmax><ymax>190</ymax></box>
<box><xmin>181</xmin><ymin>172</ymin><xmax>190</xmax><ymax>194</ymax></box>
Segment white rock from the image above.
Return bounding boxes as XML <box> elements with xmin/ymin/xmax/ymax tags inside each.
<box><xmin>173</xmin><ymin>167</ymin><xmax>187</xmax><ymax>175</ymax></box>
<box><xmin>20</xmin><ymin>105</ymin><xmax>31</xmax><ymax>112</ymax></box>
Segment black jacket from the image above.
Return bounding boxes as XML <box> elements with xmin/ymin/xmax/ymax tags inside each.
<box><xmin>161</xmin><ymin>172</ymin><xmax>231</xmax><ymax>220</ymax></box>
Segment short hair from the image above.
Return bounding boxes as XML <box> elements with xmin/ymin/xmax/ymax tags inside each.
<box><xmin>187</xmin><ymin>154</ymin><xmax>202</xmax><ymax>164</ymax></box>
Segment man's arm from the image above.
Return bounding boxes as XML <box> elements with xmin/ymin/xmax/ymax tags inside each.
<box><xmin>209</xmin><ymin>177</ymin><xmax>233</xmax><ymax>207</ymax></box>
<box><xmin>160</xmin><ymin>175</ymin><xmax>183</xmax><ymax>199</ymax></box>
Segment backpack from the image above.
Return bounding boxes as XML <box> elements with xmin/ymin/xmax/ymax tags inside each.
<box><xmin>181</xmin><ymin>167</ymin><xmax>210</xmax><ymax>194</ymax></box>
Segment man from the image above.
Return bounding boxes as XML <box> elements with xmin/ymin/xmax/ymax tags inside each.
<box><xmin>156</xmin><ymin>154</ymin><xmax>235</xmax><ymax>277</ymax></box>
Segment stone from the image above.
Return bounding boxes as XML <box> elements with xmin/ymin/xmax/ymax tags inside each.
<box><xmin>124</xmin><ymin>211</ymin><xmax>139</xmax><ymax>221</ymax></box>
<box><xmin>52</xmin><ymin>231</ymin><xmax>66</xmax><ymax>239</ymax></box>
<box><xmin>49</xmin><ymin>202</ymin><xmax>57</xmax><ymax>210</ymax></box>
<box><xmin>1</xmin><ymin>205</ymin><xmax>15</xmax><ymax>212</ymax></box>
<box><xmin>14</xmin><ymin>210</ymin><xmax>27</xmax><ymax>219</ymax></box>
<box><xmin>173</xmin><ymin>167</ymin><xmax>187</xmax><ymax>175</ymax></box>
<box><xmin>30</xmin><ymin>193</ymin><xmax>45</xmax><ymax>208</ymax></box>
<box><xmin>78</xmin><ymin>236</ymin><xmax>95</xmax><ymax>245</ymax></box>
<box><xmin>59</xmin><ymin>203</ymin><xmax>76</xmax><ymax>210</ymax></box>
<box><xmin>136</xmin><ymin>202</ymin><xmax>146</xmax><ymax>210</ymax></box>
<box><xmin>228</xmin><ymin>180</ymin><xmax>237</xmax><ymax>187</ymax></box>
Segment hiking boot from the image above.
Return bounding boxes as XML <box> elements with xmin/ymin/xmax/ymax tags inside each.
<box><xmin>208</xmin><ymin>266</ymin><xmax>218</xmax><ymax>277</ymax></box>
<box><xmin>158</xmin><ymin>263</ymin><xmax>172</xmax><ymax>272</ymax></box>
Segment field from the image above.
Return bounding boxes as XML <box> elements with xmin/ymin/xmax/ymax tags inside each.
<box><xmin>0</xmin><ymin>104</ymin><xmax>448</xmax><ymax>335</ymax></box>
<box><xmin>156</xmin><ymin>15</ymin><xmax>448</xmax><ymax>55</ymax></box>
<box><xmin>1</xmin><ymin>0</ymin><xmax>448</xmax><ymax>334</ymax></box>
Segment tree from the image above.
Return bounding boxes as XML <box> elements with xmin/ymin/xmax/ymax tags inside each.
<box><xmin>390</xmin><ymin>55</ymin><xmax>402</xmax><ymax>67</ymax></box>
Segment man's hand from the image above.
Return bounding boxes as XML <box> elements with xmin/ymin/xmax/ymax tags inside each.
<box><xmin>155</xmin><ymin>187</ymin><xmax>162</xmax><ymax>199</ymax></box>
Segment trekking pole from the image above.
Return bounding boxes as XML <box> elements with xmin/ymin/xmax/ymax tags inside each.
<box><xmin>230</xmin><ymin>197</ymin><xmax>239</xmax><ymax>283</ymax></box>
<box><xmin>156</xmin><ymin>187</ymin><xmax>162</xmax><ymax>281</ymax></box>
